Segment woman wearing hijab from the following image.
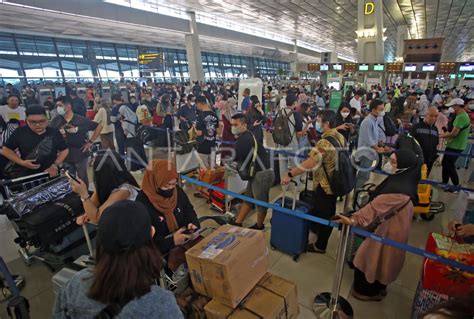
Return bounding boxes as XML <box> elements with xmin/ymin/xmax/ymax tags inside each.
<box><xmin>136</xmin><ymin>160</ymin><xmax>200</xmax><ymax>255</ymax></box>
<box><xmin>335</xmin><ymin>149</ymin><xmax>421</xmax><ymax>301</ymax></box>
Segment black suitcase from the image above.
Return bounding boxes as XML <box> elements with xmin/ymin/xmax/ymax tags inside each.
<box><xmin>11</xmin><ymin>194</ymin><xmax>84</xmax><ymax>250</ymax></box>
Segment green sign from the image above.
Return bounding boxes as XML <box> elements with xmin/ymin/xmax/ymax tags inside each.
<box><xmin>329</xmin><ymin>90</ymin><xmax>343</xmax><ymax>110</ymax></box>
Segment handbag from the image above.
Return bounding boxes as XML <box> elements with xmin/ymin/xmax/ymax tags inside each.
<box><xmin>365</xmin><ymin>198</ymin><xmax>411</xmax><ymax>232</ymax></box>
<box><xmin>4</xmin><ymin>136</ymin><xmax>54</xmax><ymax>178</ymax></box>
<box><xmin>237</xmin><ymin>132</ymin><xmax>258</xmax><ymax>181</ymax></box>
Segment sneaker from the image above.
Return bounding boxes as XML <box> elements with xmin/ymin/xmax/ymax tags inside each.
<box><xmin>306</xmin><ymin>243</ymin><xmax>326</xmax><ymax>254</ymax></box>
<box><xmin>248</xmin><ymin>223</ymin><xmax>265</xmax><ymax>230</ymax></box>
<box><xmin>229</xmin><ymin>220</ymin><xmax>243</xmax><ymax>227</ymax></box>
<box><xmin>193</xmin><ymin>192</ymin><xmax>205</xmax><ymax>199</ymax></box>
<box><xmin>444</xmin><ymin>185</ymin><xmax>460</xmax><ymax>194</ymax></box>
<box><xmin>351</xmin><ymin>290</ymin><xmax>384</xmax><ymax>302</ymax></box>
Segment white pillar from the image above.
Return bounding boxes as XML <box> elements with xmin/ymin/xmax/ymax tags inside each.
<box><xmin>290</xmin><ymin>39</ymin><xmax>298</xmax><ymax>77</ymax></box>
<box><xmin>185</xmin><ymin>12</ymin><xmax>204</xmax><ymax>83</ymax></box>
<box><xmin>357</xmin><ymin>0</ymin><xmax>384</xmax><ymax>63</ymax></box>
<box><xmin>396</xmin><ymin>25</ymin><xmax>408</xmax><ymax>60</ymax></box>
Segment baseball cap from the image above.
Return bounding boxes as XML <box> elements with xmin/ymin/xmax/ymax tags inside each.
<box><xmin>446</xmin><ymin>98</ymin><xmax>465</xmax><ymax>107</ymax></box>
<box><xmin>98</xmin><ymin>200</ymin><xmax>152</xmax><ymax>255</ymax></box>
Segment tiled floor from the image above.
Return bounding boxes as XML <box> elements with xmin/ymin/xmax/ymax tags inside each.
<box><xmin>0</xmin><ymin>161</ymin><xmax>467</xmax><ymax>318</ymax></box>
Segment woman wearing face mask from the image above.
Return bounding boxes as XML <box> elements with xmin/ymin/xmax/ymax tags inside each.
<box><xmin>136</xmin><ymin>160</ymin><xmax>199</xmax><ymax>255</ymax></box>
<box><xmin>246</xmin><ymin>95</ymin><xmax>267</xmax><ymax>144</ymax></box>
<box><xmin>335</xmin><ymin>102</ymin><xmax>355</xmax><ymax>142</ymax></box>
<box><xmin>335</xmin><ymin>149</ymin><xmax>421</xmax><ymax>301</ymax></box>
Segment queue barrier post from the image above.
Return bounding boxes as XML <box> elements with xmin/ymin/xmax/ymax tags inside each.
<box><xmin>312</xmin><ymin>223</ymin><xmax>354</xmax><ymax>319</ymax></box>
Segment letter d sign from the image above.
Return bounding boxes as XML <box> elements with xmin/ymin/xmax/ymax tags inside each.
<box><xmin>365</xmin><ymin>2</ymin><xmax>374</xmax><ymax>15</ymax></box>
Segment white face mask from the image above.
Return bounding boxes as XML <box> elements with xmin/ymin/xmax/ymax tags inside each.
<box><xmin>448</xmin><ymin>107</ymin><xmax>454</xmax><ymax>113</ymax></box>
<box><xmin>379</xmin><ymin>111</ymin><xmax>386</xmax><ymax>118</ymax></box>
<box><xmin>469</xmin><ymin>104</ymin><xmax>474</xmax><ymax>111</ymax></box>
<box><xmin>56</xmin><ymin>106</ymin><xmax>65</xmax><ymax>116</ymax></box>
<box><xmin>383</xmin><ymin>161</ymin><xmax>396</xmax><ymax>174</ymax></box>
<box><xmin>341</xmin><ymin>112</ymin><xmax>350</xmax><ymax>119</ymax></box>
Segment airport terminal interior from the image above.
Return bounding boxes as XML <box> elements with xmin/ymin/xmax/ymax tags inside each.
<box><xmin>0</xmin><ymin>0</ymin><xmax>473</xmax><ymax>318</ymax></box>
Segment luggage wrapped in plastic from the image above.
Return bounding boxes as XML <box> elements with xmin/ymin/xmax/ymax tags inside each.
<box><xmin>7</xmin><ymin>176</ymin><xmax>72</xmax><ymax>218</ymax></box>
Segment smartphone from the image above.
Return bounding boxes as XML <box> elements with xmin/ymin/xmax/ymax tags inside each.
<box><xmin>184</xmin><ymin>228</ymin><xmax>205</xmax><ymax>242</ymax></box>
<box><xmin>65</xmin><ymin>170</ymin><xmax>80</xmax><ymax>183</ymax></box>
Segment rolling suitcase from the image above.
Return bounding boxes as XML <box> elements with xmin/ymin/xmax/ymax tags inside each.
<box><xmin>208</xmin><ymin>181</ymin><xmax>225</xmax><ymax>212</ymax></box>
<box><xmin>270</xmin><ymin>182</ymin><xmax>310</xmax><ymax>262</ymax></box>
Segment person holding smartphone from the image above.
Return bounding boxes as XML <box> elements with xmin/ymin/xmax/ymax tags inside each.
<box><xmin>246</xmin><ymin>95</ymin><xmax>267</xmax><ymax>144</ymax></box>
<box><xmin>136</xmin><ymin>160</ymin><xmax>200</xmax><ymax>255</ymax></box>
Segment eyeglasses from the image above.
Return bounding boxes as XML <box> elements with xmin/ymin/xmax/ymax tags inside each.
<box><xmin>28</xmin><ymin>119</ymin><xmax>48</xmax><ymax>126</ymax></box>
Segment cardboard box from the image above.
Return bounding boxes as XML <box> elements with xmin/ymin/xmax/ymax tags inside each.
<box><xmin>229</xmin><ymin>309</ymin><xmax>259</xmax><ymax>319</ymax></box>
<box><xmin>205</xmin><ymin>287</ymin><xmax>285</xmax><ymax>319</ymax></box>
<box><xmin>205</xmin><ymin>299</ymin><xmax>233</xmax><ymax>319</ymax></box>
<box><xmin>242</xmin><ymin>286</ymin><xmax>286</xmax><ymax>319</ymax></box>
<box><xmin>258</xmin><ymin>273</ymin><xmax>300</xmax><ymax>319</ymax></box>
<box><xmin>185</xmin><ymin>225</ymin><xmax>269</xmax><ymax>307</ymax></box>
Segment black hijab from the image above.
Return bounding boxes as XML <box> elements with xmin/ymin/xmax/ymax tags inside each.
<box><xmin>370</xmin><ymin>149</ymin><xmax>421</xmax><ymax>203</ymax></box>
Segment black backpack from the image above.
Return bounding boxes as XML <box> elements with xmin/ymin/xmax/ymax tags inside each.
<box><xmin>321</xmin><ymin>136</ymin><xmax>356</xmax><ymax>196</ymax></box>
<box><xmin>272</xmin><ymin>108</ymin><xmax>295</xmax><ymax>146</ymax></box>
<box><xmin>379</xmin><ymin>115</ymin><xmax>398</xmax><ymax>137</ymax></box>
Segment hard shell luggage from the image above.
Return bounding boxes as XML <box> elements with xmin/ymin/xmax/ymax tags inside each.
<box><xmin>52</xmin><ymin>224</ymin><xmax>96</xmax><ymax>295</ymax></box>
<box><xmin>270</xmin><ymin>182</ymin><xmax>310</xmax><ymax>262</ymax></box>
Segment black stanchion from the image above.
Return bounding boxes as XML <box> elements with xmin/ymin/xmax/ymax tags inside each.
<box><xmin>313</xmin><ymin>222</ymin><xmax>354</xmax><ymax>319</ymax></box>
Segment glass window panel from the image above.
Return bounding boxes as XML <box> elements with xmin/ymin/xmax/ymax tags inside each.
<box><xmin>41</xmin><ymin>61</ymin><xmax>61</xmax><ymax>77</ymax></box>
<box><xmin>0</xmin><ymin>35</ymin><xmax>17</xmax><ymax>55</ymax></box>
<box><xmin>34</xmin><ymin>39</ymin><xmax>56</xmax><ymax>57</ymax></box>
<box><xmin>0</xmin><ymin>58</ymin><xmax>21</xmax><ymax>77</ymax></box>
<box><xmin>16</xmin><ymin>37</ymin><xmax>38</xmax><ymax>56</ymax></box>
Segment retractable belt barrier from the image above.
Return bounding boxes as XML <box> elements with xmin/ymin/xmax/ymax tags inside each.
<box><xmin>385</xmin><ymin>143</ymin><xmax>474</xmax><ymax>159</ymax></box>
<box><xmin>216</xmin><ymin>139</ymin><xmax>474</xmax><ymax>192</ymax></box>
<box><xmin>181</xmin><ymin>175</ymin><xmax>474</xmax><ymax>274</ymax></box>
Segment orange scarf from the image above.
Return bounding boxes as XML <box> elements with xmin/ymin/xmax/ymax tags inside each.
<box><xmin>142</xmin><ymin>160</ymin><xmax>179</xmax><ymax>232</ymax></box>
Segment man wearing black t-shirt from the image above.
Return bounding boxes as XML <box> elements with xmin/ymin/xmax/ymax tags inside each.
<box><xmin>230</xmin><ymin>113</ymin><xmax>275</xmax><ymax>230</ymax></box>
<box><xmin>193</xmin><ymin>96</ymin><xmax>218</xmax><ymax>169</ymax></box>
<box><xmin>2</xmin><ymin>105</ymin><xmax>68</xmax><ymax>178</ymax></box>
<box><xmin>50</xmin><ymin>96</ymin><xmax>102</xmax><ymax>187</ymax></box>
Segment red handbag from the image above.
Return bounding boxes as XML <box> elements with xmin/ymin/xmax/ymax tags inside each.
<box><xmin>422</xmin><ymin>232</ymin><xmax>474</xmax><ymax>298</ymax></box>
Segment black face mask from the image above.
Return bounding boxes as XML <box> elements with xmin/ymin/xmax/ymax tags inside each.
<box><xmin>157</xmin><ymin>188</ymin><xmax>174</xmax><ymax>198</ymax></box>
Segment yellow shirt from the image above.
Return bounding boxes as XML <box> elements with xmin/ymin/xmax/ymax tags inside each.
<box><xmin>309</xmin><ymin>129</ymin><xmax>346</xmax><ymax>195</ymax></box>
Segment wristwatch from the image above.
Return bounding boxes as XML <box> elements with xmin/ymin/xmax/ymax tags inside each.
<box><xmin>81</xmin><ymin>194</ymin><xmax>91</xmax><ymax>202</ymax></box>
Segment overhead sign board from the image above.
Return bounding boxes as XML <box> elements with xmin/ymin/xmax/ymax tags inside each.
<box><xmin>138</xmin><ymin>52</ymin><xmax>164</xmax><ymax>72</ymax></box>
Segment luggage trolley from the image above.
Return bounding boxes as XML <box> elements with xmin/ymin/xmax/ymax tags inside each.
<box><xmin>0</xmin><ymin>173</ymin><xmax>95</xmax><ymax>269</ymax></box>
<box><xmin>158</xmin><ymin>214</ymin><xmax>233</xmax><ymax>296</ymax></box>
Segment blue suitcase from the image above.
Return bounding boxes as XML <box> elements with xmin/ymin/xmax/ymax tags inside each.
<box><xmin>270</xmin><ymin>185</ymin><xmax>311</xmax><ymax>262</ymax></box>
